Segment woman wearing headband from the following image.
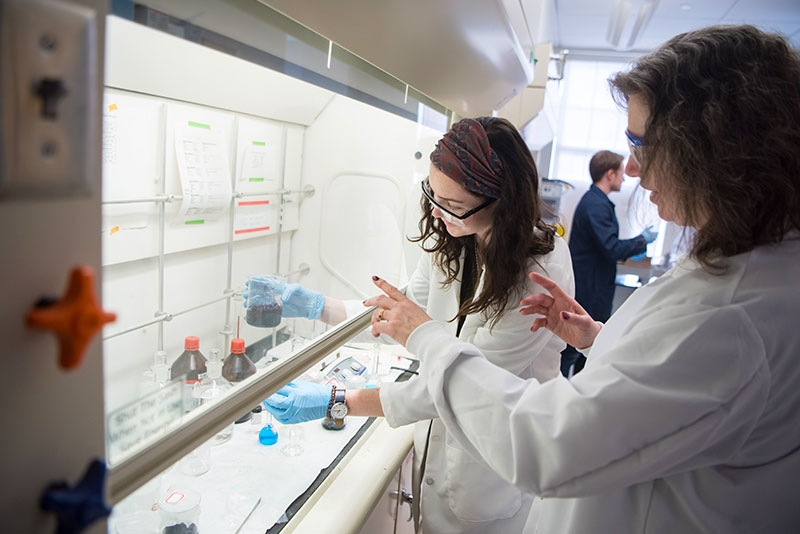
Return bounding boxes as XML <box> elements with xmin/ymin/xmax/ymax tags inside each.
<box><xmin>257</xmin><ymin>117</ymin><xmax>574</xmax><ymax>532</ymax></box>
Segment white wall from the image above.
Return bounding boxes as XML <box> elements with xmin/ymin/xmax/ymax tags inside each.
<box><xmin>292</xmin><ymin>96</ymin><xmax>441</xmax><ymax>303</ymax></box>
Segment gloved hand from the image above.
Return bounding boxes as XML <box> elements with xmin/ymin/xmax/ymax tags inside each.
<box><xmin>629</xmin><ymin>252</ymin><xmax>647</xmax><ymax>262</ymax></box>
<box><xmin>263</xmin><ymin>381</ymin><xmax>332</xmax><ymax>424</ymax></box>
<box><xmin>281</xmin><ymin>283</ymin><xmax>326</xmax><ymax>320</ymax></box>
<box><xmin>641</xmin><ymin>225</ymin><xmax>658</xmax><ymax>244</ymax></box>
<box><xmin>243</xmin><ymin>277</ymin><xmax>325</xmax><ymax>320</ymax></box>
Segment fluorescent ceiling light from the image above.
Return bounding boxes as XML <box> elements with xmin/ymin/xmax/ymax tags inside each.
<box><xmin>627</xmin><ymin>0</ymin><xmax>659</xmax><ymax>49</ymax></box>
<box><xmin>606</xmin><ymin>0</ymin><xmax>631</xmax><ymax>47</ymax></box>
<box><xmin>606</xmin><ymin>0</ymin><xmax>659</xmax><ymax>50</ymax></box>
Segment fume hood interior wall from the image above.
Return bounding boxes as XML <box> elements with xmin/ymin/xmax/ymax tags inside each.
<box><xmin>292</xmin><ymin>97</ymin><xmax>441</xmax><ymax>330</ymax></box>
<box><xmin>101</xmin><ymin>16</ymin><xmax>441</xmax><ymax>413</ymax></box>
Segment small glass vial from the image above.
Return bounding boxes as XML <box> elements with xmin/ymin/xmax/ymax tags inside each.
<box><xmin>138</xmin><ymin>350</ymin><xmax>170</xmax><ymax>397</ymax></box>
<box><xmin>170</xmin><ymin>336</ymin><xmax>207</xmax><ymax>413</ymax></box>
<box><xmin>192</xmin><ymin>348</ymin><xmax>234</xmax><ymax>445</ymax></box>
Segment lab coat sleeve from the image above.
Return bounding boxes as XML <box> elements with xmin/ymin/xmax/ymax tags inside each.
<box><xmin>411</xmin><ymin>304</ymin><xmax>769</xmax><ymax>498</ymax></box>
<box><xmin>380</xmin><ymin>255</ymin><xmax>439</xmax><ymax>427</ymax></box>
<box><xmin>586</xmin><ymin>200</ymin><xmax>646</xmax><ymax>262</ymax></box>
<box><xmin>382</xmin><ymin>240</ymin><xmax>574</xmax><ymax>425</ymax></box>
<box><xmin>380</xmin><ymin>255</ymin><xmax>456</xmax><ymax>426</ymax></box>
<box><xmin>380</xmin><ymin>365</ymin><xmax>440</xmax><ymax>427</ymax></box>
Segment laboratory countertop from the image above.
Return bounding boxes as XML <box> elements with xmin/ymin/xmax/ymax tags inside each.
<box><xmin>109</xmin><ymin>343</ymin><xmax>417</xmax><ymax>534</ymax></box>
<box><xmin>281</xmin><ymin>419</ymin><xmax>414</xmax><ymax>533</ymax></box>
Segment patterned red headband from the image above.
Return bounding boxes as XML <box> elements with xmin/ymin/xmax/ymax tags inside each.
<box><xmin>430</xmin><ymin>118</ymin><xmax>504</xmax><ymax>199</ymax></box>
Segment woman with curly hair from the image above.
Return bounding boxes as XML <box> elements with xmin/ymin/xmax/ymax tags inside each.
<box><xmin>366</xmin><ymin>25</ymin><xmax>800</xmax><ymax>532</ymax></box>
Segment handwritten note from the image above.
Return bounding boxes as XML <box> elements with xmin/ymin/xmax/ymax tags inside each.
<box><xmin>174</xmin><ymin>121</ymin><xmax>232</xmax><ymax>224</ymax></box>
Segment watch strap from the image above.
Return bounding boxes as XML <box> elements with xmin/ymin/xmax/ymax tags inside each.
<box><xmin>332</xmin><ymin>387</ymin><xmax>347</xmax><ymax>427</ymax></box>
<box><xmin>326</xmin><ymin>385</ymin><xmax>337</xmax><ymax>420</ymax></box>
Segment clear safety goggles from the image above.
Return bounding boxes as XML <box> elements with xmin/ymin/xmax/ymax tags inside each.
<box><xmin>421</xmin><ymin>177</ymin><xmax>495</xmax><ymax>227</ymax></box>
<box><xmin>625</xmin><ymin>129</ymin><xmax>645</xmax><ymax>165</ymax></box>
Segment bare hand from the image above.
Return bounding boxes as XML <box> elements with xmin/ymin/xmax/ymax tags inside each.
<box><xmin>521</xmin><ymin>272</ymin><xmax>601</xmax><ymax>350</ymax></box>
<box><xmin>363</xmin><ymin>277</ymin><xmax>433</xmax><ymax>346</ymax></box>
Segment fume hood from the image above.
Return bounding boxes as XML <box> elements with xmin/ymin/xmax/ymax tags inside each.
<box><xmin>1</xmin><ymin>1</ymin><xmax>557</xmax><ymax>532</ymax></box>
<box><xmin>131</xmin><ymin>0</ymin><xmax>552</xmax><ymax>118</ymax></box>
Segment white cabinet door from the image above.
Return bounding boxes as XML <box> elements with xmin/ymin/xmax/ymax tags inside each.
<box><xmin>358</xmin><ymin>449</ymin><xmax>415</xmax><ymax>534</ymax></box>
<box><xmin>0</xmin><ymin>0</ymin><xmax>108</xmax><ymax>531</ymax></box>
<box><xmin>358</xmin><ymin>461</ymin><xmax>402</xmax><ymax>534</ymax></box>
<box><xmin>395</xmin><ymin>450</ymin><xmax>415</xmax><ymax>534</ymax></box>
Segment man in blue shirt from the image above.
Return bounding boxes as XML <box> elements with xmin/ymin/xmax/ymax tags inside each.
<box><xmin>561</xmin><ymin>150</ymin><xmax>656</xmax><ymax>376</ymax></box>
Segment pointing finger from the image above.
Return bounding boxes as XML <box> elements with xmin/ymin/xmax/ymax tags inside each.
<box><xmin>371</xmin><ymin>276</ymin><xmax>406</xmax><ymax>300</ymax></box>
<box><xmin>528</xmin><ymin>272</ymin><xmax>571</xmax><ymax>300</ymax></box>
<box><xmin>363</xmin><ymin>294</ymin><xmax>396</xmax><ymax>310</ymax></box>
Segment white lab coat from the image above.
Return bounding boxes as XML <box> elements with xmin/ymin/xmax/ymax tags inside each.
<box><xmin>380</xmin><ymin>235</ymin><xmax>574</xmax><ymax>533</ymax></box>
<box><xmin>409</xmin><ymin>234</ymin><xmax>800</xmax><ymax>533</ymax></box>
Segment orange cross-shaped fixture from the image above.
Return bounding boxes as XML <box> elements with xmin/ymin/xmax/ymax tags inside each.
<box><xmin>26</xmin><ymin>266</ymin><xmax>117</xmax><ymax>371</ymax></box>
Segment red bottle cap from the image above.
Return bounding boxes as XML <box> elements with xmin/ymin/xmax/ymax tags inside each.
<box><xmin>230</xmin><ymin>338</ymin><xmax>245</xmax><ymax>354</ymax></box>
<box><xmin>184</xmin><ymin>336</ymin><xmax>200</xmax><ymax>351</ymax></box>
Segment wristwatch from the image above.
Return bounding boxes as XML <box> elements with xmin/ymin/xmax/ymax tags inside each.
<box><xmin>327</xmin><ymin>386</ymin><xmax>348</xmax><ymax>427</ymax></box>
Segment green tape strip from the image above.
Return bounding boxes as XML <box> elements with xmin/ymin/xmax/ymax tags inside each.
<box><xmin>185</xmin><ymin>220</ymin><xmax>205</xmax><ymax>225</ymax></box>
<box><xmin>248</xmin><ymin>177</ymin><xmax>265</xmax><ymax>182</ymax></box>
<box><xmin>252</xmin><ymin>141</ymin><xmax>266</xmax><ymax>146</ymax></box>
<box><xmin>188</xmin><ymin>121</ymin><xmax>211</xmax><ymax>130</ymax></box>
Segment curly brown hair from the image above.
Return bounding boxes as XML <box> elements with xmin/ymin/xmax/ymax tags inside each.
<box><xmin>410</xmin><ymin>116</ymin><xmax>556</xmax><ymax>326</ymax></box>
<box><xmin>609</xmin><ymin>24</ymin><xmax>800</xmax><ymax>273</ymax></box>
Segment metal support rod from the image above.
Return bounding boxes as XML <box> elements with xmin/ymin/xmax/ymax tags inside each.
<box><xmin>272</xmin><ymin>126</ymin><xmax>289</xmax><ymax>350</ymax></box>
<box><xmin>103</xmin><ymin>292</ymin><xmax>234</xmax><ymax>341</ymax></box>
<box><xmin>101</xmin><ymin>187</ymin><xmax>313</xmax><ymax>206</ymax></box>
<box><xmin>156</xmin><ymin>114</ymin><xmax>168</xmax><ymax>352</ymax></box>
<box><xmin>284</xmin><ymin>262</ymin><xmax>311</xmax><ymax>281</ymax></box>
<box><xmin>102</xmin><ymin>194</ymin><xmax>179</xmax><ymax>205</ymax></box>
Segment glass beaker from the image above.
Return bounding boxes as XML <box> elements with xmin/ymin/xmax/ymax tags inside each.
<box><xmin>158</xmin><ymin>488</ymin><xmax>201</xmax><ymax>534</ymax></box>
<box><xmin>178</xmin><ymin>441</ymin><xmax>211</xmax><ymax>476</ymax></box>
<box><xmin>245</xmin><ymin>276</ymin><xmax>282</xmax><ymax>328</ymax></box>
<box><xmin>280</xmin><ymin>424</ymin><xmax>305</xmax><ymax>457</ymax></box>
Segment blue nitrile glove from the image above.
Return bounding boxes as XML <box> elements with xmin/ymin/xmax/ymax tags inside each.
<box><xmin>641</xmin><ymin>225</ymin><xmax>658</xmax><ymax>244</ymax></box>
<box><xmin>629</xmin><ymin>252</ymin><xmax>647</xmax><ymax>262</ymax></box>
<box><xmin>263</xmin><ymin>381</ymin><xmax>332</xmax><ymax>424</ymax></box>
<box><xmin>243</xmin><ymin>276</ymin><xmax>286</xmax><ymax>306</ymax></box>
<box><xmin>280</xmin><ymin>283</ymin><xmax>325</xmax><ymax>320</ymax></box>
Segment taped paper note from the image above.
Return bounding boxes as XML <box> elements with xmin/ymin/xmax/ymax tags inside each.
<box><xmin>174</xmin><ymin>121</ymin><xmax>232</xmax><ymax>224</ymax></box>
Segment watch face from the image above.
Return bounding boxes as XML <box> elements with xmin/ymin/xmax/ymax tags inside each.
<box><xmin>330</xmin><ymin>403</ymin><xmax>348</xmax><ymax>419</ymax></box>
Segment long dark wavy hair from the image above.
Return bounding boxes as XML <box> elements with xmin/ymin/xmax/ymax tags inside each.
<box><xmin>609</xmin><ymin>24</ymin><xmax>800</xmax><ymax>273</ymax></box>
<box><xmin>410</xmin><ymin>116</ymin><xmax>556</xmax><ymax>326</ymax></box>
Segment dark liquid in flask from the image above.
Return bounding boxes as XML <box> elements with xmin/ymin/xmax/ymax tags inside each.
<box><xmin>246</xmin><ymin>302</ymin><xmax>282</xmax><ymax>327</ymax></box>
